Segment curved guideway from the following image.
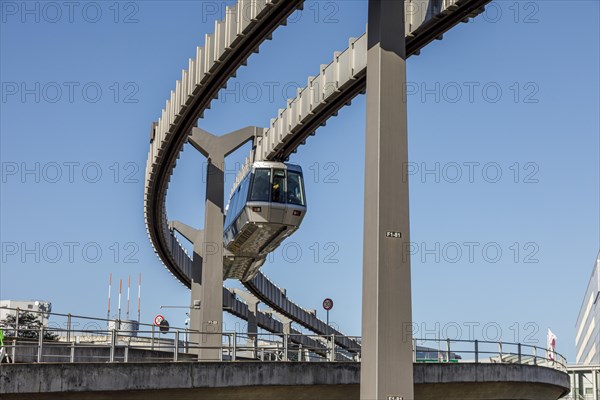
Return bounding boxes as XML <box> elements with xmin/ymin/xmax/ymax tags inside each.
<box><xmin>144</xmin><ymin>0</ymin><xmax>492</xmax><ymax>349</ymax></box>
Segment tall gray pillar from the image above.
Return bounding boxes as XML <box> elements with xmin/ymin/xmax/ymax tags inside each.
<box><xmin>188</xmin><ymin>126</ymin><xmax>258</xmax><ymax>361</ymax></box>
<box><xmin>168</xmin><ymin>221</ymin><xmax>204</xmax><ymax>355</ymax></box>
<box><xmin>361</xmin><ymin>1</ymin><xmax>414</xmax><ymax>399</ymax></box>
<box><xmin>233</xmin><ymin>288</ymin><xmax>260</xmax><ymax>358</ymax></box>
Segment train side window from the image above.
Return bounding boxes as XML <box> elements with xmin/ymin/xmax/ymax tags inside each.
<box><xmin>225</xmin><ymin>190</ymin><xmax>238</xmax><ymax>227</ymax></box>
<box><xmin>232</xmin><ymin>186</ymin><xmax>242</xmax><ymax>219</ymax></box>
<box><xmin>287</xmin><ymin>171</ymin><xmax>305</xmax><ymax>206</ymax></box>
<box><xmin>225</xmin><ymin>198</ymin><xmax>232</xmax><ymax>227</ymax></box>
<box><xmin>250</xmin><ymin>168</ymin><xmax>271</xmax><ymax>202</ymax></box>
<box><xmin>241</xmin><ymin>174</ymin><xmax>251</xmax><ymax>203</ymax></box>
<box><xmin>272</xmin><ymin>169</ymin><xmax>286</xmax><ymax>203</ymax></box>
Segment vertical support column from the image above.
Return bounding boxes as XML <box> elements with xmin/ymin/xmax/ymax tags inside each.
<box><xmin>189</xmin><ymin>228</ymin><xmax>204</xmax><ymax>357</ymax></box>
<box><xmin>232</xmin><ymin>289</ymin><xmax>260</xmax><ymax>359</ymax></box>
<box><xmin>188</xmin><ymin>126</ymin><xmax>259</xmax><ymax>361</ymax></box>
<box><xmin>361</xmin><ymin>1</ymin><xmax>414</xmax><ymax>399</ymax></box>
<box><xmin>168</xmin><ymin>220</ymin><xmax>204</xmax><ymax>356</ymax></box>
<box><xmin>280</xmin><ymin>323</ymin><xmax>291</xmax><ymax>362</ymax></box>
<box><xmin>269</xmin><ymin>310</ymin><xmax>292</xmax><ymax>361</ymax></box>
<box><xmin>198</xmin><ymin>148</ymin><xmax>226</xmax><ymax>361</ymax></box>
<box><xmin>247</xmin><ymin>301</ymin><xmax>259</xmax><ymax>358</ymax></box>
<box><xmin>329</xmin><ymin>334</ymin><xmax>336</xmax><ymax>362</ymax></box>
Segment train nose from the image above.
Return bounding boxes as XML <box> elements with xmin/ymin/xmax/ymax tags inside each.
<box><xmin>223</xmin><ymin>162</ymin><xmax>307</xmax><ymax>281</ymax></box>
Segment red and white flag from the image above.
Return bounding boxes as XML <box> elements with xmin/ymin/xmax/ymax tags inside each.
<box><xmin>547</xmin><ymin>329</ymin><xmax>557</xmax><ymax>361</ymax></box>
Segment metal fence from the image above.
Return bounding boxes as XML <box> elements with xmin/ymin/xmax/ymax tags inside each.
<box><xmin>0</xmin><ymin>307</ymin><xmax>567</xmax><ymax>371</ymax></box>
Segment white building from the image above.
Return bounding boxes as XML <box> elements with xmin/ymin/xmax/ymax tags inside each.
<box><xmin>0</xmin><ymin>300</ymin><xmax>52</xmax><ymax>326</ymax></box>
<box><xmin>575</xmin><ymin>252</ymin><xmax>600</xmax><ymax>365</ymax></box>
<box><xmin>567</xmin><ymin>365</ymin><xmax>599</xmax><ymax>400</ymax></box>
<box><xmin>567</xmin><ymin>251</ymin><xmax>600</xmax><ymax>400</ymax></box>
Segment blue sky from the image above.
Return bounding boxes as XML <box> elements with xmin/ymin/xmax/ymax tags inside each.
<box><xmin>1</xmin><ymin>1</ymin><xmax>598</xmax><ymax>362</ymax></box>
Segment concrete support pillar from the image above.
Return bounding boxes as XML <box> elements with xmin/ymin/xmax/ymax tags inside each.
<box><xmin>169</xmin><ymin>220</ymin><xmax>204</xmax><ymax>353</ymax></box>
<box><xmin>266</xmin><ymin>309</ymin><xmax>292</xmax><ymax>335</ymax></box>
<box><xmin>247</xmin><ymin>301</ymin><xmax>259</xmax><ymax>358</ymax></box>
<box><xmin>361</xmin><ymin>1</ymin><xmax>414</xmax><ymax>399</ymax></box>
<box><xmin>186</xmin><ymin>126</ymin><xmax>259</xmax><ymax>361</ymax></box>
<box><xmin>268</xmin><ymin>310</ymin><xmax>293</xmax><ymax>361</ymax></box>
<box><xmin>232</xmin><ymin>288</ymin><xmax>261</xmax><ymax>358</ymax></box>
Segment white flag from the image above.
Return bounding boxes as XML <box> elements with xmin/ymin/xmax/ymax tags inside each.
<box><xmin>547</xmin><ymin>329</ymin><xmax>557</xmax><ymax>361</ymax></box>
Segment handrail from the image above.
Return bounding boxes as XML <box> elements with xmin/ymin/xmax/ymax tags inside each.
<box><xmin>0</xmin><ymin>305</ymin><xmax>190</xmax><ymax>332</ymax></box>
<box><xmin>0</xmin><ymin>321</ymin><xmax>568</xmax><ymax>372</ymax></box>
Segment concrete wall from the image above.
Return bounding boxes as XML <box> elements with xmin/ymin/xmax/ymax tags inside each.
<box><xmin>0</xmin><ymin>362</ymin><xmax>569</xmax><ymax>400</ymax></box>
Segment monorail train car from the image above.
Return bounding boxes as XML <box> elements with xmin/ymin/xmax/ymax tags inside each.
<box><xmin>223</xmin><ymin>161</ymin><xmax>307</xmax><ymax>281</ymax></box>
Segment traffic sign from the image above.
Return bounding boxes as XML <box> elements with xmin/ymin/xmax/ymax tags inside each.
<box><xmin>323</xmin><ymin>298</ymin><xmax>333</xmax><ymax>311</ymax></box>
<box><xmin>159</xmin><ymin>319</ymin><xmax>170</xmax><ymax>333</ymax></box>
<box><xmin>154</xmin><ymin>314</ymin><xmax>165</xmax><ymax>326</ymax></box>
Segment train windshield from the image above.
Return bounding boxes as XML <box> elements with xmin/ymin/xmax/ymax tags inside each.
<box><xmin>272</xmin><ymin>169</ymin><xmax>286</xmax><ymax>203</ymax></box>
<box><xmin>250</xmin><ymin>168</ymin><xmax>271</xmax><ymax>202</ymax></box>
<box><xmin>249</xmin><ymin>167</ymin><xmax>305</xmax><ymax>206</ymax></box>
<box><xmin>287</xmin><ymin>171</ymin><xmax>305</xmax><ymax>206</ymax></box>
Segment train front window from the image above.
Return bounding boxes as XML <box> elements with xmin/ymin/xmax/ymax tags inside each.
<box><xmin>287</xmin><ymin>171</ymin><xmax>305</xmax><ymax>206</ymax></box>
<box><xmin>272</xmin><ymin>169</ymin><xmax>286</xmax><ymax>203</ymax></box>
<box><xmin>250</xmin><ymin>168</ymin><xmax>271</xmax><ymax>202</ymax></box>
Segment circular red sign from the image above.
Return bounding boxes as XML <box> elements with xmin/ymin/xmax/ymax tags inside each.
<box><xmin>154</xmin><ymin>314</ymin><xmax>165</xmax><ymax>326</ymax></box>
<box><xmin>323</xmin><ymin>298</ymin><xmax>334</xmax><ymax>311</ymax></box>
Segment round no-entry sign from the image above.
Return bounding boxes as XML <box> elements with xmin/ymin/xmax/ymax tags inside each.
<box><xmin>323</xmin><ymin>298</ymin><xmax>334</xmax><ymax>311</ymax></box>
<box><xmin>154</xmin><ymin>314</ymin><xmax>165</xmax><ymax>326</ymax></box>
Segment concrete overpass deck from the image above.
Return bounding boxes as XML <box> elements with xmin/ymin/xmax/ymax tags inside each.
<box><xmin>1</xmin><ymin>362</ymin><xmax>570</xmax><ymax>400</ymax></box>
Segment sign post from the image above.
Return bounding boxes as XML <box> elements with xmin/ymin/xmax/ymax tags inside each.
<box><xmin>323</xmin><ymin>298</ymin><xmax>333</xmax><ymax>326</ymax></box>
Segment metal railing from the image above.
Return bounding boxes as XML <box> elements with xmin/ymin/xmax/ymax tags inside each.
<box><xmin>0</xmin><ymin>307</ymin><xmax>567</xmax><ymax>369</ymax></box>
<box><xmin>412</xmin><ymin>337</ymin><xmax>568</xmax><ymax>371</ymax></box>
<box><xmin>0</xmin><ymin>330</ymin><xmax>568</xmax><ymax>370</ymax></box>
<box><xmin>0</xmin><ymin>333</ymin><xmax>568</xmax><ymax>370</ymax></box>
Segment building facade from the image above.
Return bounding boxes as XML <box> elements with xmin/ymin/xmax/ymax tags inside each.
<box><xmin>567</xmin><ymin>365</ymin><xmax>599</xmax><ymax>400</ymax></box>
<box><xmin>575</xmin><ymin>252</ymin><xmax>600</xmax><ymax>365</ymax></box>
<box><xmin>567</xmin><ymin>251</ymin><xmax>600</xmax><ymax>400</ymax></box>
<box><xmin>0</xmin><ymin>299</ymin><xmax>52</xmax><ymax>326</ymax></box>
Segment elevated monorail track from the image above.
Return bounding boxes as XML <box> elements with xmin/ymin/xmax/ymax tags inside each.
<box><xmin>265</xmin><ymin>0</ymin><xmax>491</xmax><ymax>162</ymax></box>
<box><xmin>145</xmin><ymin>0</ymin><xmax>491</xmax><ymax>351</ymax></box>
<box><xmin>145</xmin><ymin>0</ymin><xmax>304</xmax><ymax>287</ymax></box>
